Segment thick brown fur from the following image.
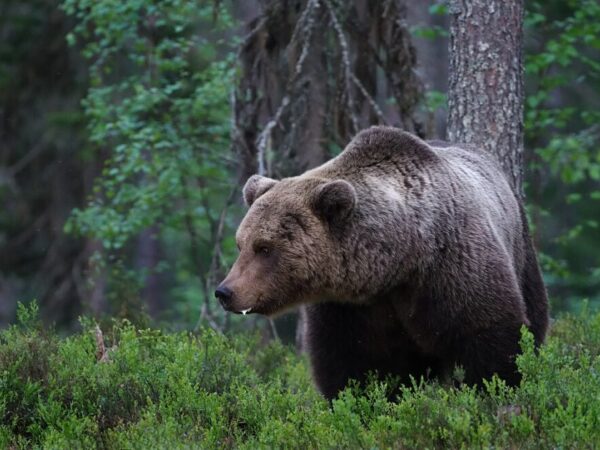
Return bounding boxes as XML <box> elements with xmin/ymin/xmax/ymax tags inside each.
<box><xmin>218</xmin><ymin>126</ymin><xmax>549</xmax><ymax>400</ymax></box>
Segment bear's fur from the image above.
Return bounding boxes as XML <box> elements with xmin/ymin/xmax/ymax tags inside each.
<box><xmin>217</xmin><ymin>126</ymin><xmax>549</xmax><ymax>400</ymax></box>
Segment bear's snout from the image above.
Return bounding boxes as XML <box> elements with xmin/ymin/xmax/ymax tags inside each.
<box><xmin>214</xmin><ymin>285</ymin><xmax>233</xmax><ymax>309</ymax></box>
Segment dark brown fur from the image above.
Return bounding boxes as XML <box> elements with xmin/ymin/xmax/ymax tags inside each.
<box><xmin>218</xmin><ymin>126</ymin><xmax>549</xmax><ymax>399</ymax></box>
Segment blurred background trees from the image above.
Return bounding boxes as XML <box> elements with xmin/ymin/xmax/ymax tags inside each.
<box><xmin>0</xmin><ymin>0</ymin><xmax>598</xmax><ymax>335</ymax></box>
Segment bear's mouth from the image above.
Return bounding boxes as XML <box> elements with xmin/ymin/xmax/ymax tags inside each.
<box><xmin>233</xmin><ymin>301</ymin><xmax>273</xmax><ymax>317</ymax></box>
<box><xmin>226</xmin><ymin>294</ymin><xmax>279</xmax><ymax>317</ymax></box>
<box><xmin>223</xmin><ymin>305</ymin><xmax>257</xmax><ymax>315</ymax></box>
<box><xmin>231</xmin><ymin>303</ymin><xmax>263</xmax><ymax>315</ymax></box>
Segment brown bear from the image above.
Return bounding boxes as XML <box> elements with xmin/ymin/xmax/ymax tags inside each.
<box><xmin>216</xmin><ymin>126</ymin><xmax>549</xmax><ymax>400</ymax></box>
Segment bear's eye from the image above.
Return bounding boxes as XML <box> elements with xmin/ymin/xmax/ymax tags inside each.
<box><xmin>255</xmin><ymin>245</ymin><xmax>271</xmax><ymax>257</ymax></box>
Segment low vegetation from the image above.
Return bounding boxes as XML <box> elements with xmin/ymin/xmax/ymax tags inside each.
<box><xmin>1</xmin><ymin>303</ymin><xmax>599</xmax><ymax>448</ymax></box>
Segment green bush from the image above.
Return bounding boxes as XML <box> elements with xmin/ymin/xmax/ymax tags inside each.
<box><xmin>1</xmin><ymin>302</ymin><xmax>599</xmax><ymax>448</ymax></box>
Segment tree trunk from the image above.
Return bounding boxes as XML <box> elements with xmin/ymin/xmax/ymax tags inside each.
<box><xmin>135</xmin><ymin>226</ymin><xmax>165</xmax><ymax>317</ymax></box>
<box><xmin>233</xmin><ymin>0</ymin><xmax>424</xmax><ymax>181</ymax></box>
<box><xmin>447</xmin><ymin>0</ymin><xmax>524</xmax><ymax>193</ymax></box>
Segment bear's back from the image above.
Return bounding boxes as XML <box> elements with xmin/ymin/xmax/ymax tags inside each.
<box><xmin>432</xmin><ymin>142</ymin><xmax>524</xmax><ymax>268</ymax></box>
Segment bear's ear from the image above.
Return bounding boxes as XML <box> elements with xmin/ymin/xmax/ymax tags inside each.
<box><xmin>243</xmin><ymin>175</ymin><xmax>278</xmax><ymax>207</ymax></box>
<box><xmin>311</xmin><ymin>180</ymin><xmax>356</xmax><ymax>226</ymax></box>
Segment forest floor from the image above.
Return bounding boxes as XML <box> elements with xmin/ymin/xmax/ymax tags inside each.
<box><xmin>1</xmin><ymin>303</ymin><xmax>599</xmax><ymax>449</ymax></box>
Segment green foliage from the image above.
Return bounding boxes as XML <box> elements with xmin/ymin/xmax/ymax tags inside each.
<box><xmin>2</xmin><ymin>302</ymin><xmax>600</xmax><ymax>448</ymax></box>
<box><xmin>62</xmin><ymin>0</ymin><xmax>235</xmax><ymax>248</ymax></box>
<box><xmin>410</xmin><ymin>25</ymin><xmax>448</xmax><ymax>40</ymax></box>
<box><xmin>409</xmin><ymin>2</ymin><xmax>448</xmax><ymax>40</ymax></box>
<box><xmin>428</xmin><ymin>3</ymin><xmax>448</xmax><ymax>17</ymax></box>
<box><xmin>526</xmin><ymin>0</ymin><xmax>600</xmax><ymax>183</ymax></box>
<box><xmin>425</xmin><ymin>90</ymin><xmax>448</xmax><ymax>113</ymax></box>
<box><xmin>60</xmin><ymin>0</ymin><xmax>239</xmax><ymax>325</ymax></box>
<box><xmin>525</xmin><ymin>0</ymin><xmax>600</xmax><ymax>307</ymax></box>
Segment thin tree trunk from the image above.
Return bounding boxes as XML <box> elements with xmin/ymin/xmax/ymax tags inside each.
<box><xmin>447</xmin><ymin>0</ymin><xmax>524</xmax><ymax>193</ymax></box>
<box><xmin>135</xmin><ymin>226</ymin><xmax>165</xmax><ymax>317</ymax></box>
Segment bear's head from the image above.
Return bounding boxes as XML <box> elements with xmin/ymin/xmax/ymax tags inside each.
<box><xmin>215</xmin><ymin>174</ymin><xmax>357</xmax><ymax>316</ymax></box>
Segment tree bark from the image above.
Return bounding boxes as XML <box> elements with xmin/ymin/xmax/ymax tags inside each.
<box><xmin>447</xmin><ymin>0</ymin><xmax>524</xmax><ymax>193</ymax></box>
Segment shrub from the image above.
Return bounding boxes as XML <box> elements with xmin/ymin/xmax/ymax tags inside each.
<box><xmin>1</xmin><ymin>302</ymin><xmax>599</xmax><ymax>448</ymax></box>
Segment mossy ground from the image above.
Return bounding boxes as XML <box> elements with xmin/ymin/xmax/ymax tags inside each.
<box><xmin>1</xmin><ymin>303</ymin><xmax>599</xmax><ymax>449</ymax></box>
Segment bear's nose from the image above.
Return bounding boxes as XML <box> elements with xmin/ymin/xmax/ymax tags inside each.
<box><xmin>214</xmin><ymin>285</ymin><xmax>233</xmax><ymax>307</ymax></box>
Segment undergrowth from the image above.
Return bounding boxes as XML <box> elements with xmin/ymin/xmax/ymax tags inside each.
<box><xmin>1</xmin><ymin>302</ymin><xmax>599</xmax><ymax>449</ymax></box>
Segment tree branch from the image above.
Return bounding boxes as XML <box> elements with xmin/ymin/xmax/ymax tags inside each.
<box><xmin>351</xmin><ymin>73</ymin><xmax>387</xmax><ymax>125</ymax></box>
<box><xmin>323</xmin><ymin>0</ymin><xmax>360</xmax><ymax>133</ymax></box>
<box><xmin>256</xmin><ymin>96</ymin><xmax>289</xmax><ymax>176</ymax></box>
<box><xmin>194</xmin><ymin>183</ymin><xmax>239</xmax><ymax>333</ymax></box>
<box><xmin>254</xmin><ymin>0</ymin><xmax>321</xmax><ymax>176</ymax></box>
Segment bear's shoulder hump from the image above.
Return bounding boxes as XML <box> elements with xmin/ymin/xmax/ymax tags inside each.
<box><xmin>343</xmin><ymin>126</ymin><xmax>439</xmax><ymax>166</ymax></box>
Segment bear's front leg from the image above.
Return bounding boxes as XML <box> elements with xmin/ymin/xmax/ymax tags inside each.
<box><xmin>449</xmin><ymin>319</ymin><xmax>525</xmax><ymax>387</ymax></box>
<box><xmin>304</xmin><ymin>302</ymin><xmax>438</xmax><ymax>400</ymax></box>
<box><xmin>304</xmin><ymin>303</ymin><xmax>377</xmax><ymax>399</ymax></box>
